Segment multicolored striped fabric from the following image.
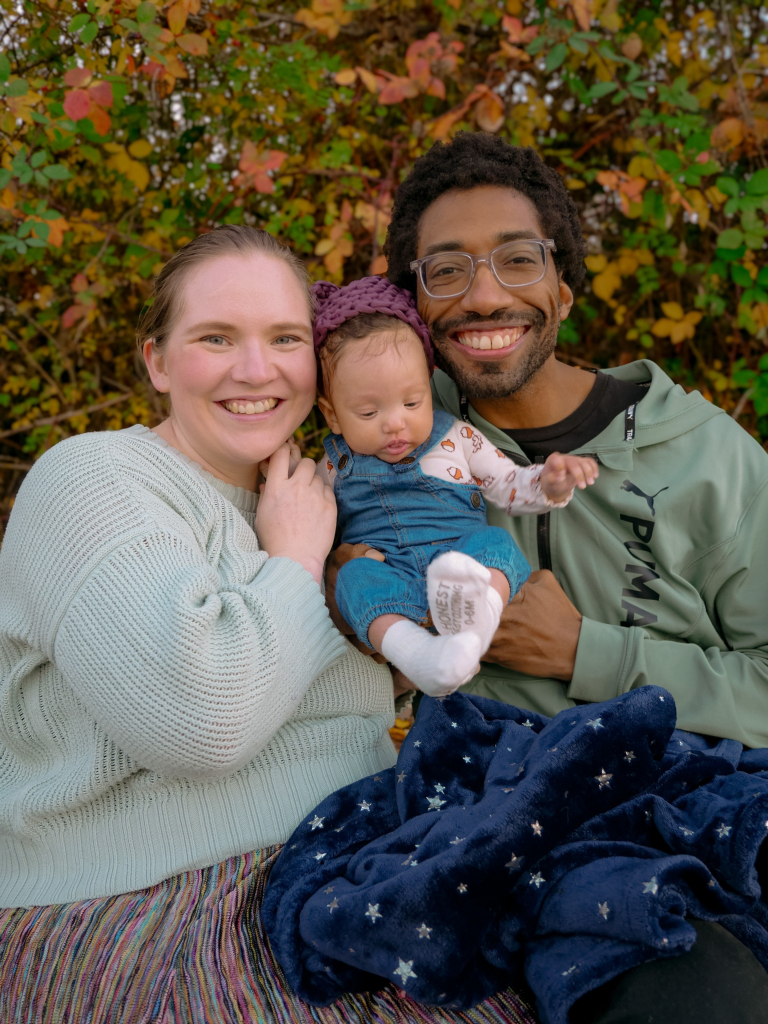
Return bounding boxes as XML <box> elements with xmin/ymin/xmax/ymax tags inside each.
<box><xmin>0</xmin><ymin>846</ymin><xmax>538</xmax><ymax>1024</ymax></box>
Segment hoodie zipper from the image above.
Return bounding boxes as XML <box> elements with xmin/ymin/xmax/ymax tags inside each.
<box><xmin>534</xmin><ymin>455</ymin><xmax>552</xmax><ymax>572</ymax></box>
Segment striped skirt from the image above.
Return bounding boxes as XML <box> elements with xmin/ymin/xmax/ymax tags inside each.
<box><xmin>0</xmin><ymin>846</ymin><xmax>538</xmax><ymax>1024</ymax></box>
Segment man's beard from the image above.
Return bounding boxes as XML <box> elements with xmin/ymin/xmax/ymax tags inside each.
<box><xmin>430</xmin><ymin>306</ymin><xmax>559</xmax><ymax>401</ymax></box>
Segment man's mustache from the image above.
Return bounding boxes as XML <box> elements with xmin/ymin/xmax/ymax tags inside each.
<box><xmin>430</xmin><ymin>308</ymin><xmax>546</xmax><ymax>340</ymax></box>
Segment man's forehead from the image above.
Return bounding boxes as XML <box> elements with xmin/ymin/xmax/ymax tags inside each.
<box><xmin>416</xmin><ymin>186</ymin><xmax>544</xmax><ymax>254</ymax></box>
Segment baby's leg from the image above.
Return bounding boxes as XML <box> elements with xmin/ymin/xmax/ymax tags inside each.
<box><xmin>427</xmin><ymin>527</ymin><xmax>531</xmax><ymax>652</ymax></box>
<box><xmin>335</xmin><ymin>555</ymin><xmax>481</xmax><ymax>696</ymax></box>
<box><xmin>369</xmin><ymin>614</ymin><xmax>482</xmax><ymax>697</ymax></box>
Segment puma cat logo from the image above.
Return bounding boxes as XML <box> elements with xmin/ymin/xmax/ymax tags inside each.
<box><xmin>621</xmin><ymin>480</ymin><xmax>669</xmax><ymax>517</ymax></box>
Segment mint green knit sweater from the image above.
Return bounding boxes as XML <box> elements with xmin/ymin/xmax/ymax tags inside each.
<box><xmin>0</xmin><ymin>426</ymin><xmax>396</xmax><ymax>908</ymax></box>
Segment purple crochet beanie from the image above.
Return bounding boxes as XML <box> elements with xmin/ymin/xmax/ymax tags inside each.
<box><xmin>312</xmin><ymin>276</ymin><xmax>434</xmax><ymax>374</ymax></box>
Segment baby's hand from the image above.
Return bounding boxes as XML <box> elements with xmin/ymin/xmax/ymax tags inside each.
<box><xmin>540</xmin><ymin>453</ymin><xmax>598</xmax><ymax>502</ymax></box>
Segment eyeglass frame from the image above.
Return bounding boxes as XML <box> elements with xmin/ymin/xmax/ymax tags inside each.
<box><xmin>409</xmin><ymin>238</ymin><xmax>557</xmax><ymax>299</ymax></box>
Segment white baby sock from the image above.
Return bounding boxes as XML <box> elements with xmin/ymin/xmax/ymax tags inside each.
<box><xmin>427</xmin><ymin>550</ymin><xmax>505</xmax><ymax>652</ymax></box>
<box><xmin>380</xmin><ymin>619</ymin><xmax>482</xmax><ymax>697</ymax></box>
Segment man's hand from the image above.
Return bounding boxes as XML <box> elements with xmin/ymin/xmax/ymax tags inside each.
<box><xmin>485</xmin><ymin>570</ymin><xmax>582</xmax><ymax>681</ymax></box>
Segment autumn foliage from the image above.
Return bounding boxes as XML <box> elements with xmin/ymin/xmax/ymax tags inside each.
<box><xmin>2</xmin><ymin>0</ymin><xmax>768</xmax><ymax>535</ymax></box>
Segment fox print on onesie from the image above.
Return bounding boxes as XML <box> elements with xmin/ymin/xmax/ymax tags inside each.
<box><xmin>311</xmin><ymin>276</ymin><xmax>598</xmax><ymax>696</ymax></box>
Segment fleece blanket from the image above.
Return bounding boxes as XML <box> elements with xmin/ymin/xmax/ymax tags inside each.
<box><xmin>261</xmin><ymin>687</ymin><xmax>768</xmax><ymax>1024</ymax></box>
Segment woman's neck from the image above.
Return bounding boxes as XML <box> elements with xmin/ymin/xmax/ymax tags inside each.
<box><xmin>150</xmin><ymin>418</ymin><xmax>259</xmax><ymax>492</ymax></box>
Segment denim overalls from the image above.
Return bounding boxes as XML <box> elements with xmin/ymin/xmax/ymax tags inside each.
<box><xmin>326</xmin><ymin>408</ymin><xmax>531</xmax><ymax>647</ymax></box>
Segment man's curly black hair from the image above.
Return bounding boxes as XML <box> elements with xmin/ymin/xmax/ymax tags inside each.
<box><xmin>385</xmin><ymin>132</ymin><xmax>588</xmax><ymax>295</ymax></box>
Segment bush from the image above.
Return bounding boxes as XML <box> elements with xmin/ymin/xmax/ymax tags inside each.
<box><xmin>2</xmin><ymin>0</ymin><xmax>768</xmax><ymax>537</ymax></box>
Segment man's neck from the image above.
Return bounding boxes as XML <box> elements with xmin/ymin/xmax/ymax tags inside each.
<box><xmin>469</xmin><ymin>356</ymin><xmax>597</xmax><ymax>431</ymax></box>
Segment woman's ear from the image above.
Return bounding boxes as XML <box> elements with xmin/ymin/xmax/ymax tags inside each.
<box><xmin>143</xmin><ymin>339</ymin><xmax>170</xmax><ymax>394</ymax></box>
<box><xmin>317</xmin><ymin>394</ymin><xmax>341</xmax><ymax>434</ymax></box>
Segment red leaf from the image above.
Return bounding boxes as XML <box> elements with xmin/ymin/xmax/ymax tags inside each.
<box><xmin>62</xmin><ymin>304</ymin><xmax>87</xmax><ymax>329</ymax></box>
<box><xmin>238</xmin><ymin>143</ymin><xmax>287</xmax><ymax>193</ymax></box>
<box><xmin>88</xmin><ymin>81</ymin><xmax>113</xmax><ymax>108</ymax></box>
<box><xmin>72</xmin><ymin>273</ymin><xmax>90</xmax><ymax>293</ymax></box>
<box><xmin>88</xmin><ymin>105</ymin><xmax>111</xmax><ymax>136</ymax></box>
<box><xmin>64</xmin><ymin>67</ymin><xmax>92</xmax><ymax>88</ymax></box>
<box><xmin>252</xmin><ymin>174</ymin><xmax>275</xmax><ymax>194</ymax></box>
<box><xmin>63</xmin><ymin>89</ymin><xmax>92</xmax><ymax>122</ymax></box>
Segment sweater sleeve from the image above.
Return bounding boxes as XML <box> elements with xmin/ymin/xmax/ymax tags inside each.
<box><xmin>569</xmin><ymin>479</ymin><xmax>768</xmax><ymax>748</ymax></box>
<box><xmin>5</xmin><ymin>434</ymin><xmax>347</xmax><ymax>780</ymax></box>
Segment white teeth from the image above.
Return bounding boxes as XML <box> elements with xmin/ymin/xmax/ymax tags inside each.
<box><xmin>491</xmin><ymin>334</ymin><xmax>504</xmax><ymax>349</ymax></box>
<box><xmin>223</xmin><ymin>398</ymin><xmax>278</xmax><ymax>415</ymax></box>
<box><xmin>479</xmin><ymin>336</ymin><xmax>491</xmax><ymax>349</ymax></box>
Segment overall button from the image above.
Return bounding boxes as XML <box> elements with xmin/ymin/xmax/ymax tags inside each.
<box><xmin>399</xmin><ymin>456</ymin><xmax>416</xmax><ymax>465</ymax></box>
<box><xmin>338</xmin><ymin>454</ymin><xmax>349</xmax><ymax>469</ymax></box>
<box><xmin>471</xmin><ymin>491</ymin><xmax>482</xmax><ymax>508</ymax></box>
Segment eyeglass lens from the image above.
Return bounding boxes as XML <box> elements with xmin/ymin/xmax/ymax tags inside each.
<box><xmin>421</xmin><ymin>241</ymin><xmax>546</xmax><ymax>296</ymax></box>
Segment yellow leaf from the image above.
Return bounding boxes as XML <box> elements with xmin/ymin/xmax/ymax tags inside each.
<box><xmin>592</xmin><ymin>267</ymin><xmax>622</xmax><ymax>301</ymax></box>
<box><xmin>129</xmin><ymin>139</ymin><xmax>153</xmax><ymax>158</ymax></box>
<box><xmin>176</xmin><ymin>33</ymin><xmax>208</xmax><ymax>56</ymax></box>
<box><xmin>616</xmin><ymin>254</ymin><xmax>639</xmax><ymax>275</ymax></box>
<box><xmin>705</xmin><ymin>185</ymin><xmax>728</xmax><ymax>209</ymax></box>
<box><xmin>667</xmin><ymin>31</ymin><xmax>684</xmax><ymax>67</ymax></box>
<box><xmin>661</xmin><ymin>301</ymin><xmax>684</xmax><ymax>320</ymax></box>
<box><xmin>167</xmin><ymin>0</ymin><xmax>187</xmax><ymax>35</ymax></box>
<box><xmin>598</xmin><ymin>0</ymin><xmax>622</xmax><ymax>32</ymax></box>
<box><xmin>334</xmin><ymin>68</ymin><xmax>357</xmax><ymax>86</ymax></box>
<box><xmin>585</xmin><ymin>254</ymin><xmax>607</xmax><ymax>272</ymax></box>
<box><xmin>654</xmin><ymin>17</ymin><xmax>669</xmax><ymax>37</ymax></box>
<box><xmin>314</xmin><ymin>238</ymin><xmax>335</xmax><ymax>256</ymax></box>
<box><xmin>684</xmin><ymin>311</ymin><xmax>703</xmax><ymax>326</ymax></box>
<box><xmin>627</xmin><ymin>155</ymin><xmax>656</xmax><ymax>179</ymax></box>
<box><xmin>651</xmin><ymin>318</ymin><xmax>674</xmax><ymax>338</ymax></box>
<box><xmin>684</xmin><ymin>188</ymin><xmax>710</xmax><ymax>228</ymax></box>
<box><xmin>690</xmin><ymin>10</ymin><xmax>715</xmax><ymax>32</ymax></box>
<box><xmin>355</xmin><ymin>66</ymin><xmax>380</xmax><ymax>93</ymax></box>
<box><xmin>670</xmin><ymin>320</ymin><xmax>695</xmax><ymax>343</ymax></box>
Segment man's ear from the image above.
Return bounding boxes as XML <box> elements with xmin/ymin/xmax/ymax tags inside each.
<box><xmin>557</xmin><ymin>277</ymin><xmax>574</xmax><ymax>321</ymax></box>
<box><xmin>143</xmin><ymin>339</ymin><xmax>170</xmax><ymax>394</ymax></box>
<box><xmin>317</xmin><ymin>394</ymin><xmax>341</xmax><ymax>434</ymax></box>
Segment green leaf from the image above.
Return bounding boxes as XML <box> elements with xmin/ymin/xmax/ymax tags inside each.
<box><xmin>717</xmin><ymin>228</ymin><xmax>744</xmax><ymax>249</ymax></box>
<box><xmin>589</xmin><ymin>81</ymin><xmax>617</xmax><ymax>99</ymax></box>
<box><xmin>17</xmin><ymin>220</ymin><xmax>34</xmax><ymax>238</ymax></box>
<box><xmin>7</xmin><ymin>78</ymin><xmax>28</xmax><ymax>97</ymax></box>
<box><xmin>25</xmin><ymin>237</ymin><xmax>47</xmax><ymax>249</ymax></box>
<box><xmin>0</xmin><ymin>53</ymin><xmax>10</xmax><ymax>83</ymax></box>
<box><xmin>526</xmin><ymin>36</ymin><xmax>547</xmax><ymax>56</ymax></box>
<box><xmin>118</xmin><ymin>18</ymin><xmax>139</xmax><ymax>30</ymax></box>
<box><xmin>731</xmin><ymin>263</ymin><xmax>752</xmax><ymax>287</ymax></box>
<box><xmin>31</xmin><ymin>220</ymin><xmax>49</xmax><ymax>241</ymax></box>
<box><xmin>655</xmin><ymin>149</ymin><xmax>682</xmax><ymax>174</ymax></box>
<box><xmin>716</xmin><ymin>176</ymin><xmax>739</xmax><ymax>198</ymax></box>
<box><xmin>42</xmin><ymin>164</ymin><xmax>71</xmax><ymax>180</ymax></box>
<box><xmin>34</xmin><ymin>170</ymin><xmax>48</xmax><ymax>187</ymax></box>
<box><xmin>136</xmin><ymin>1</ymin><xmax>157</xmax><ymax>23</ymax></box>
<box><xmin>139</xmin><ymin>21</ymin><xmax>162</xmax><ymax>41</ymax></box>
<box><xmin>757</xmin><ymin>266</ymin><xmax>768</xmax><ymax>288</ymax></box>
<box><xmin>611</xmin><ymin>88</ymin><xmax>628</xmax><ymax>104</ymax></box>
<box><xmin>69</xmin><ymin>12</ymin><xmax>90</xmax><ymax>32</ymax></box>
<box><xmin>569</xmin><ymin>37</ymin><xmax>588</xmax><ymax>54</ymax></box>
<box><xmin>545</xmin><ymin>43</ymin><xmax>568</xmax><ymax>73</ymax></box>
<box><xmin>625</xmin><ymin>63</ymin><xmax>642</xmax><ymax>83</ymax></box>
<box><xmin>81</xmin><ymin>21</ymin><xmax>99</xmax><ymax>44</ymax></box>
<box><xmin>0</xmin><ymin>169</ymin><xmax>10</xmax><ymax>189</ymax></box>
<box><xmin>745</xmin><ymin>233</ymin><xmax>765</xmax><ymax>250</ymax></box>
<box><xmin>30</xmin><ymin>150</ymin><xmax>46</xmax><ymax>168</ymax></box>
<box><xmin>745</xmin><ymin>169</ymin><xmax>768</xmax><ymax>196</ymax></box>
<box><xmin>18</xmin><ymin>166</ymin><xmax>33</xmax><ymax>185</ymax></box>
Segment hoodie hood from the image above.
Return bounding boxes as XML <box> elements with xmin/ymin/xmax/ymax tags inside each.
<box><xmin>431</xmin><ymin>359</ymin><xmax>724</xmax><ymax>468</ymax></box>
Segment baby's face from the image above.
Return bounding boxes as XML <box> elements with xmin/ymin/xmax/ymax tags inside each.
<box><xmin>319</xmin><ymin>329</ymin><xmax>433</xmax><ymax>462</ymax></box>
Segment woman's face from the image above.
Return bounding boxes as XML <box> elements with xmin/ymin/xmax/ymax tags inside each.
<box><xmin>144</xmin><ymin>253</ymin><xmax>316</xmax><ymax>489</ymax></box>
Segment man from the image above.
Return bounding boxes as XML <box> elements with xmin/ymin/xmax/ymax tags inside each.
<box><xmin>328</xmin><ymin>132</ymin><xmax>768</xmax><ymax>1023</ymax></box>
<box><xmin>383</xmin><ymin>131</ymin><xmax>768</xmax><ymax>751</ymax></box>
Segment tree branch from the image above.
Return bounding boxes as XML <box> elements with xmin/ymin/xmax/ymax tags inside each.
<box><xmin>0</xmin><ymin>394</ymin><xmax>133</xmax><ymax>441</ymax></box>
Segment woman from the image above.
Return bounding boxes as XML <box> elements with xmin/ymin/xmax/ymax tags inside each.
<box><xmin>0</xmin><ymin>227</ymin><xmax>534</xmax><ymax>1024</ymax></box>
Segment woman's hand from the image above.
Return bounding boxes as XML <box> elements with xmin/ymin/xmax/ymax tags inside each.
<box><xmin>255</xmin><ymin>443</ymin><xmax>336</xmax><ymax>586</ymax></box>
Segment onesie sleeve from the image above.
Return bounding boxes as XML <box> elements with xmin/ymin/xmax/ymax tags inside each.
<box><xmin>458</xmin><ymin>424</ymin><xmax>572</xmax><ymax>515</ymax></box>
<box><xmin>315</xmin><ymin>455</ymin><xmax>337</xmax><ymax>487</ymax></box>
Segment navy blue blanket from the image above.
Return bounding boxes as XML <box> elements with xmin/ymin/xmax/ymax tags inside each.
<box><xmin>261</xmin><ymin>688</ymin><xmax>768</xmax><ymax>1024</ymax></box>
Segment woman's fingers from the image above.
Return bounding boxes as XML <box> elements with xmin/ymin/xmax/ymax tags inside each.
<box><xmin>264</xmin><ymin>443</ymin><xmax>291</xmax><ymax>484</ymax></box>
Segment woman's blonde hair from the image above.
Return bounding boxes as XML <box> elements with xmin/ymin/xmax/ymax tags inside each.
<box><xmin>136</xmin><ymin>225</ymin><xmax>313</xmax><ymax>351</ymax></box>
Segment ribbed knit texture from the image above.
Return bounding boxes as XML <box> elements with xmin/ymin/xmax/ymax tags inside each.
<box><xmin>0</xmin><ymin>426</ymin><xmax>396</xmax><ymax>908</ymax></box>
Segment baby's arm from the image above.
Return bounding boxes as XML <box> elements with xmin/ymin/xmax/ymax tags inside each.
<box><xmin>456</xmin><ymin>425</ymin><xmax>597</xmax><ymax>514</ymax></box>
<box><xmin>315</xmin><ymin>455</ymin><xmax>337</xmax><ymax>487</ymax></box>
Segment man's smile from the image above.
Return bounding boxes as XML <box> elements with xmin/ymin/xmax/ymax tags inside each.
<box><xmin>452</xmin><ymin>324</ymin><xmax>530</xmax><ymax>357</ymax></box>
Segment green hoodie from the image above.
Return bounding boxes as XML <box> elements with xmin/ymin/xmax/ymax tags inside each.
<box><xmin>432</xmin><ymin>359</ymin><xmax>768</xmax><ymax>748</ymax></box>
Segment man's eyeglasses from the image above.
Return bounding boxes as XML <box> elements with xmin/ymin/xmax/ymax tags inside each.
<box><xmin>410</xmin><ymin>239</ymin><xmax>557</xmax><ymax>300</ymax></box>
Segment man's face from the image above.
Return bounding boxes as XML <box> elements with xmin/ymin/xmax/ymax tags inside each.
<box><xmin>415</xmin><ymin>186</ymin><xmax>574</xmax><ymax>400</ymax></box>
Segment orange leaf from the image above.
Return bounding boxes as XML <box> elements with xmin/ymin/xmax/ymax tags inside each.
<box><xmin>334</xmin><ymin>68</ymin><xmax>357</xmax><ymax>86</ymax></box>
<box><xmin>63</xmin><ymin>89</ymin><xmax>92</xmax><ymax>121</ymax></box>
<box><xmin>88</xmin><ymin>105</ymin><xmax>111</xmax><ymax>136</ymax></box>
<box><xmin>502</xmin><ymin>15</ymin><xmax>538</xmax><ymax>44</ymax></box>
<box><xmin>370</xmin><ymin>254</ymin><xmax>388</xmax><ymax>275</ymax></box>
<box><xmin>355</xmin><ymin>66</ymin><xmax>381</xmax><ymax>93</ymax></box>
<box><xmin>88</xmin><ymin>81</ymin><xmax>113</xmax><ymax>108</ymax></box>
<box><xmin>72</xmin><ymin>273</ymin><xmax>90</xmax><ymax>293</ymax></box>
<box><xmin>711</xmin><ymin>117</ymin><xmax>745</xmax><ymax>152</ymax></box>
<box><xmin>429</xmin><ymin>84</ymin><xmax>488</xmax><ymax>140</ymax></box>
<box><xmin>64</xmin><ymin>67</ymin><xmax>92</xmax><ymax>88</ymax></box>
<box><xmin>164</xmin><ymin>53</ymin><xmax>189</xmax><ymax>79</ymax></box>
<box><xmin>176</xmin><ymin>33</ymin><xmax>208</xmax><ymax>56</ymax></box>
<box><xmin>238</xmin><ymin>142</ymin><xmax>288</xmax><ymax>193</ymax></box>
<box><xmin>571</xmin><ymin>0</ymin><xmax>591</xmax><ymax>32</ymax></box>
<box><xmin>377</xmin><ymin>74</ymin><xmax>419</xmax><ymax>104</ymax></box>
<box><xmin>44</xmin><ymin>216</ymin><xmax>68</xmax><ymax>248</ymax></box>
<box><xmin>426</xmin><ymin>77</ymin><xmax>446</xmax><ymax>99</ymax></box>
<box><xmin>499</xmin><ymin>41</ymin><xmax>531</xmax><ymax>62</ymax></box>
<box><xmin>167</xmin><ymin>0</ymin><xmax>188</xmax><ymax>35</ymax></box>
<box><xmin>621</xmin><ymin>33</ymin><xmax>642</xmax><ymax>60</ymax></box>
<box><xmin>475</xmin><ymin>91</ymin><xmax>505</xmax><ymax>133</ymax></box>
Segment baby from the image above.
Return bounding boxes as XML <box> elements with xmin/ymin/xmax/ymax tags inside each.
<box><xmin>313</xmin><ymin>277</ymin><xmax>597</xmax><ymax>696</ymax></box>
